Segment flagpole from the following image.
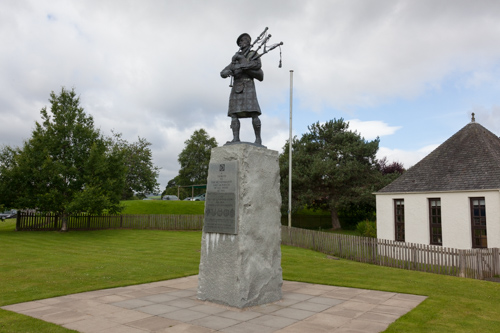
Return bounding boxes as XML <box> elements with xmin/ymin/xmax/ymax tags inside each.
<box><xmin>288</xmin><ymin>70</ymin><xmax>293</xmax><ymax>228</ymax></box>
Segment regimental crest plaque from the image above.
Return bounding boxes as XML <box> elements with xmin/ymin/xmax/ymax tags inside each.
<box><xmin>203</xmin><ymin>161</ymin><xmax>238</xmax><ymax>234</ymax></box>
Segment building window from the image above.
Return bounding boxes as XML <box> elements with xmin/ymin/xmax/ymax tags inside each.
<box><xmin>394</xmin><ymin>199</ymin><xmax>405</xmax><ymax>241</ymax></box>
<box><xmin>429</xmin><ymin>198</ymin><xmax>442</xmax><ymax>246</ymax></box>
<box><xmin>470</xmin><ymin>197</ymin><xmax>487</xmax><ymax>248</ymax></box>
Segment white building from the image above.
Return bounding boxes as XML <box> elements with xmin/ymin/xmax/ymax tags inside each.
<box><xmin>376</xmin><ymin>117</ymin><xmax>500</xmax><ymax>249</ymax></box>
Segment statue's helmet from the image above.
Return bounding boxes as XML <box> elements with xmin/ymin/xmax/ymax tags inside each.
<box><xmin>236</xmin><ymin>33</ymin><xmax>251</xmax><ymax>46</ymax></box>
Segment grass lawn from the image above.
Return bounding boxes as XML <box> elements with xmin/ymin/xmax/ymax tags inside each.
<box><xmin>1</xmin><ymin>220</ymin><xmax>499</xmax><ymax>332</ymax></box>
<box><xmin>120</xmin><ymin>199</ymin><xmax>205</xmax><ymax>215</ymax></box>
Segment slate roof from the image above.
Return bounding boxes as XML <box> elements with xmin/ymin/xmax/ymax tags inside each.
<box><xmin>377</xmin><ymin>121</ymin><xmax>500</xmax><ymax>193</ymax></box>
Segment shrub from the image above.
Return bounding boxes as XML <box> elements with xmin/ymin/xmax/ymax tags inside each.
<box><xmin>356</xmin><ymin>220</ymin><xmax>377</xmax><ymax>238</ymax></box>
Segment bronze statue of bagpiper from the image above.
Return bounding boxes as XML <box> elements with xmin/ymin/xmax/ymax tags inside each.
<box><xmin>220</xmin><ymin>28</ymin><xmax>283</xmax><ymax>146</ymax></box>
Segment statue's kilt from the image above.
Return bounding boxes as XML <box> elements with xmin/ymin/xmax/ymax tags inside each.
<box><xmin>228</xmin><ymin>78</ymin><xmax>261</xmax><ymax>118</ymax></box>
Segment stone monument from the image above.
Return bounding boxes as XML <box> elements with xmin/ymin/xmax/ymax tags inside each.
<box><xmin>197</xmin><ymin>29</ymin><xmax>284</xmax><ymax>308</ymax></box>
<box><xmin>197</xmin><ymin>144</ymin><xmax>283</xmax><ymax>308</ymax></box>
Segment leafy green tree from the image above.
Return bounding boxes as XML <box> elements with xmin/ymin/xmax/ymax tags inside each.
<box><xmin>0</xmin><ymin>88</ymin><xmax>126</xmax><ymax>231</ymax></box>
<box><xmin>161</xmin><ymin>176</ymin><xmax>181</xmax><ymax>197</ymax></box>
<box><xmin>176</xmin><ymin>129</ymin><xmax>217</xmax><ymax>185</ymax></box>
<box><xmin>162</xmin><ymin>177</ymin><xmax>178</xmax><ymax>196</ymax></box>
<box><xmin>160</xmin><ymin>177</ymin><xmax>187</xmax><ymax>199</ymax></box>
<box><xmin>111</xmin><ymin>133</ymin><xmax>160</xmax><ymax>200</ymax></box>
<box><xmin>280</xmin><ymin>119</ymin><xmax>382</xmax><ymax>230</ymax></box>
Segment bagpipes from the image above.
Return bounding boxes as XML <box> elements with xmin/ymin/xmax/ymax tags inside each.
<box><xmin>245</xmin><ymin>27</ymin><xmax>283</xmax><ymax>65</ymax></box>
<box><xmin>229</xmin><ymin>27</ymin><xmax>283</xmax><ymax>87</ymax></box>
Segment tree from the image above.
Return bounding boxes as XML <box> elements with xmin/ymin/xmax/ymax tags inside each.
<box><xmin>111</xmin><ymin>133</ymin><xmax>160</xmax><ymax>200</ymax></box>
<box><xmin>377</xmin><ymin>156</ymin><xmax>405</xmax><ymax>183</ymax></box>
<box><xmin>161</xmin><ymin>176</ymin><xmax>194</xmax><ymax>199</ymax></box>
<box><xmin>377</xmin><ymin>157</ymin><xmax>405</xmax><ymax>176</ymax></box>
<box><xmin>176</xmin><ymin>129</ymin><xmax>217</xmax><ymax>185</ymax></box>
<box><xmin>280</xmin><ymin>119</ymin><xmax>382</xmax><ymax>230</ymax></box>
<box><xmin>0</xmin><ymin>88</ymin><xmax>126</xmax><ymax>231</ymax></box>
<box><xmin>334</xmin><ymin>158</ymin><xmax>405</xmax><ymax>229</ymax></box>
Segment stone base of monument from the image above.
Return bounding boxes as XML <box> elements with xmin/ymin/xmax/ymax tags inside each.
<box><xmin>197</xmin><ymin>144</ymin><xmax>283</xmax><ymax>308</ymax></box>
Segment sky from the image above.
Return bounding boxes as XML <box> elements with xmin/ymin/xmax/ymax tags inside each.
<box><xmin>2</xmin><ymin>0</ymin><xmax>500</xmax><ymax>191</ymax></box>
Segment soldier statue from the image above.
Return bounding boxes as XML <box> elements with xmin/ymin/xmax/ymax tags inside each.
<box><xmin>221</xmin><ymin>30</ymin><xmax>282</xmax><ymax>146</ymax></box>
<box><xmin>221</xmin><ymin>33</ymin><xmax>265</xmax><ymax>146</ymax></box>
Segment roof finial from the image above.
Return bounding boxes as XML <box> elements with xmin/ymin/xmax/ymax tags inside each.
<box><xmin>471</xmin><ymin>112</ymin><xmax>475</xmax><ymax>123</ymax></box>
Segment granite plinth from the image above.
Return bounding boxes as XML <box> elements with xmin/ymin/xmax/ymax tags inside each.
<box><xmin>198</xmin><ymin>144</ymin><xmax>283</xmax><ymax>308</ymax></box>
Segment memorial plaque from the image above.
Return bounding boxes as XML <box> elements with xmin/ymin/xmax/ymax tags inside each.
<box><xmin>203</xmin><ymin>161</ymin><xmax>238</xmax><ymax>234</ymax></box>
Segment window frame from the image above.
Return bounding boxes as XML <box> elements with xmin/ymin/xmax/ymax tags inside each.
<box><xmin>428</xmin><ymin>198</ymin><xmax>442</xmax><ymax>246</ymax></box>
<box><xmin>394</xmin><ymin>199</ymin><xmax>405</xmax><ymax>242</ymax></box>
<box><xmin>470</xmin><ymin>197</ymin><xmax>487</xmax><ymax>248</ymax></box>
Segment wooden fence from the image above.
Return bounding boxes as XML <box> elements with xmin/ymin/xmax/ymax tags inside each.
<box><xmin>16</xmin><ymin>212</ymin><xmax>204</xmax><ymax>231</ymax></box>
<box><xmin>281</xmin><ymin>226</ymin><xmax>500</xmax><ymax>280</ymax></box>
<box><xmin>15</xmin><ymin>213</ymin><xmax>500</xmax><ymax>280</ymax></box>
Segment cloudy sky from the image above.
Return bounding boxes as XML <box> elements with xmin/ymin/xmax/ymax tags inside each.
<box><xmin>3</xmin><ymin>0</ymin><xmax>500</xmax><ymax>190</ymax></box>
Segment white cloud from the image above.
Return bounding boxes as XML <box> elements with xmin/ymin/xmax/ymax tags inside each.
<box><xmin>378</xmin><ymin>144</ymin><xmax>439</xmax><ymax>169</ymax></box>
<box><xmin>347</xmin><ymin>119</ymin><xmax>401</xmax><ymax>140</ymax></box>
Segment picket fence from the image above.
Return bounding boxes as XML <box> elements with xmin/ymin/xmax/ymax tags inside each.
<box><xmin>16</xmin><ymin>212</ymin><xmax>204</xmax><ymax>231</ymax></box>
<box><xmin>281</xmin><ymin>226</ymin><xmax>500</xmax><ymax>280</ymax></box>
<box><xmin>15</xmin><ymin>213</ymin><xmax>500</xmax><ymax>280</ymax></box>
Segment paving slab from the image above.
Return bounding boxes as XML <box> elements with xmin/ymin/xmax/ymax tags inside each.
<box><xmin>217</xmin><ymin>310</ymin><xmax>262</xmax><ymax>321</ymax></box>
<box><xmin>220</xmin><ymin>322</ymin><xmax>276</xmax><ymax>333</ymax></box>
<box><xmin>1</xmin><ymin>275</ymin><xmax>426</xmax><ymax>332</ymax></box>
<box><xmin>104</xmin><ymin>308</ymin><xmax>152</xmax><ymax>324</ymax></box>
<box><xmin>39</xmin><ymin>310</ymin><xmax>92</xmax><ymax>325</ymax></box>
<box><xmin>247</xmin><ymin>314</ymin><xmax>298</xmax><ymax>328</ymax></box>
<box><xmin>289</xmin><ymin>300</ymin><xmax>333</xmax><ymax>312</ymax></box>
<box><xmin>63</xmin><ymin>316</ymin><xmax>121</xmax><ymax>332</ymax></box>
<box><xmin>136</xmin><ymin>303</ymin><xmax>181</xmax><ymax>315</ymax></box>
<box><xmin>190</xmin><ymin>315</ymin><xmax>241</xmax><ymax>330</ymax></box>
<box><xmin>127</xmin><ymin>316</ymin><xmax>182</xmax><ymax>331</ymax></box>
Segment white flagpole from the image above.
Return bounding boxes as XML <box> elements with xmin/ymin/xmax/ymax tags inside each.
<box><xmin>288</xmin><ymin>70</ymin><xmax>293</xmax><ymax>228</ymax></box>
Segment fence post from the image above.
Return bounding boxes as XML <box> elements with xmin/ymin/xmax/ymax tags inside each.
<box><xmin>339</xmin><ymin>238</ymin><xmax>343</xmax><ymax>258</ymax></box>
<box><xmin>476</xmin><ymin>250</ymin><xmax>483</xmax><ymax>280</ymax></box>
<box><xmin>458</xmin><ymin>250</ymin><xmax>466</xmax><ymax>278</ymax></box>
<box><xmin>15</xmin><ymin>212</ymin><xmax>21</xmax><ymax>231</ymax></box>
<box><xmin>492</xmin><ymin>248</ymin><xmax>500</xmax><ymax>276</ymax></box>
<box><xmin>411</xmin><ymin>245</ymin><xmax>417</xmax><ymax>271</ymax></box>
<box><xmin>371</xmin><ymin>238</ymin><xmax>376</xmax><ymax>264</ymax></box>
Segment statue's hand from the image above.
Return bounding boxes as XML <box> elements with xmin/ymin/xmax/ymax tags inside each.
<box><xmin>232</xmin><ymin>68</ymin><xmax>242</xmax><ymax>76</ymax></box>
<box><xmin>221</xmin><ymin>69</ymin><xmax>232</xmax><ymax>78</ymax></box>
<box><xmin>236</xmin><ymin>62</ymin><xmax>248</xmax><ymax>70</ymax></box>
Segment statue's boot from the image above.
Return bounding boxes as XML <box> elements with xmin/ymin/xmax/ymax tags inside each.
<box><xmin>253</xmin><ymin>116</ymin><xmax>262</xmax><ymax>145</ymax></box>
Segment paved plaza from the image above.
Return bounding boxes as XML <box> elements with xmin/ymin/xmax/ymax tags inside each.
<box><xmin>2</xmin><ymin>275</ymin><xmax>426</xmax><ymax>332</ymax></box>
